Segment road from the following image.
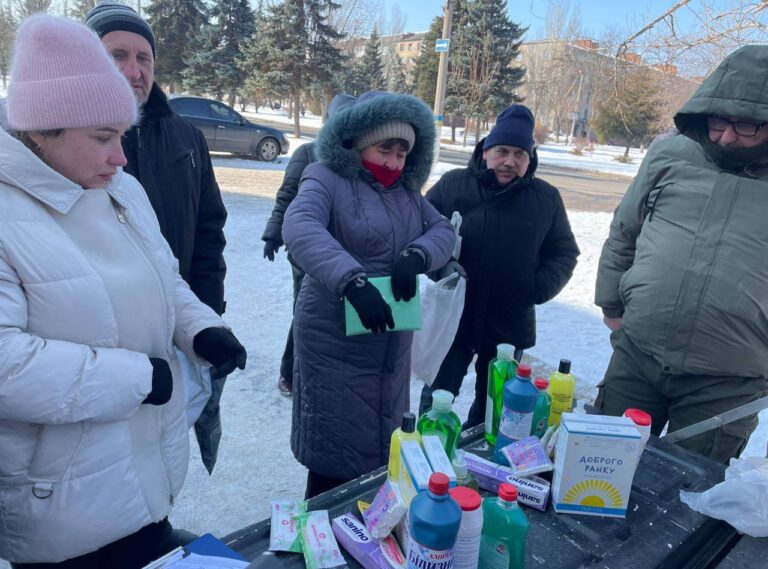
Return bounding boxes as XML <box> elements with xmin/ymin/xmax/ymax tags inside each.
<box><xmin>247</xmin><ymin>114</ymin><xmax>630</xmax><ymax>213</ymax></box>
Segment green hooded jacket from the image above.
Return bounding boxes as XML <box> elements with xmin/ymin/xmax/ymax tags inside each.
<box><xmin>595</xmin><ymin>45</ymin><xmax>768</xmax><ymax>377</ymax></box>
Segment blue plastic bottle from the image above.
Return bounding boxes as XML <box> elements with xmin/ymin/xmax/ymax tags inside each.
<box><xmin>407</xmin><ymin>472</ymin><xmax>462</xmax><ymax>569</ymax></box>
<box><xmin>493</xmin><ymin>364</ymin><xmax>540</xmax><ymax>465</ymax></box>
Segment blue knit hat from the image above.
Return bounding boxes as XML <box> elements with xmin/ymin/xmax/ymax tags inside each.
<box><xmin>483</xmin><ymin>104</ymin><xmax>535</xmax><ymax>156</ymax></box>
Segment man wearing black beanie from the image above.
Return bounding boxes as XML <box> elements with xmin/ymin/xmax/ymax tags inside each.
<box><xmin>420</xmin><ymin>104</ymin><xmax>580</xmax><ymax>428</ymax></box>
<box><xmin>85</xmin><ymin>2</ymin><xmax>231</xmax><ymax>474</ymax></box>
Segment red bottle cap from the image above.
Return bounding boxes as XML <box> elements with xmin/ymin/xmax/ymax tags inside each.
<box><xmin>499</xmin><ymin>483</ymin><xmax>518</xmax><ymax>502</ymax></box>
<box><xmin>624</xmin><ymin>408</ymin><xmax>652</xmax><ymax>427</ymax></box>
<box><xmin>533</xmin><ymin>377</ymin><xmax>549</xmax><ymax>390</ymax></box>
<box><xmin>517</xmin><ymin>364</ymin><xmax>532</xmax><ymax>378</ymax></box>
<box><xmin>428</xmin><ymin>472</ymin><xmax>450</xmax><ymax>495</ymax></box>
<box><xmin>449</xmin><ymin>486</ymin><xmax>482</xmax><ymax>511</ymax></box>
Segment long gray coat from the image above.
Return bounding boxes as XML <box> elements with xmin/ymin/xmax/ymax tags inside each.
<box><xmin>283</xmin><ymin>93</ymin><xmax>455</xmax><ymax>479</ymax></box>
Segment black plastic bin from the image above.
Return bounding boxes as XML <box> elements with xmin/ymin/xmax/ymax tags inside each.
<box><xmin>223</xmin><ymin>426</ymin><xmax>743</xmax><ymax>568</ymax></box>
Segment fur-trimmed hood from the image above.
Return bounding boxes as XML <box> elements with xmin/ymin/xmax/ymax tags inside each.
<box><xmin>316</xmin><ymin>91</ymin><xmax>435</xmax><ymax>191</ymax></box>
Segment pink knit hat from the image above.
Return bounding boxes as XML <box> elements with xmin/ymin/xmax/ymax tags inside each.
<box><xmin>7</xmin><ymin>14</ymin><xmax>137</xmax><ymax>131</ymax></box>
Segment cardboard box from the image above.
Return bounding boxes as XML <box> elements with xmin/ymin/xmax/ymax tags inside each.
<box><xmin>398</xmin><ymin>439</ymin><xmax>432</xmax><ymax>506</ymax></box>
<box><xmin>421</xmin><ymin>436</ymin><xmax>457</xmax><ymax>487</ymax></box>
<box><xmin>332</xmin><ymin>513</ymin><xmax>406</xmax><ymax>569</ymax></box>
<box><xmin>462</xmin><ymin>452</ymin><xmax>550</xmax><ymax>512</ymax></box>
<box><xmin>552</xmin><ymin>413</ymin><xmax>642</xmax><ymax>518</ymax></box>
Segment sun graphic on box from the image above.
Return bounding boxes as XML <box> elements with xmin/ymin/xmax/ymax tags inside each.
<box><xmin>563</xmin><ymin>479</ymin><xmax>624</xmax><ymax>507</ymax></box>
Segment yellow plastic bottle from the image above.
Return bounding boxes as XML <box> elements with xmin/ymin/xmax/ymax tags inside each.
<box><xmin>547</xmin><ymin>359</ymin><xmax>576</xmax><ymax>427</ymax></box>
<box><xmin>388</xmin><ymin>412</ymin><xmax>421</xmax><ymax>481</ymax></box>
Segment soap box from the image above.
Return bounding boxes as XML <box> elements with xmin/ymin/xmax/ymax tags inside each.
<box><xmin>421</xmin><ymin>436</ymin><xmax>456</xmax><ymax>487</ymax></box>
<box><xmin>552</xmin><ymin>413</ymin><xmax>642</xmax><ymax>518</ymax></box>
<box><xmin>398</xmin><ymin>440</ymin><xmax>432</xmax><ymax>506</ymax></box>
<box><xmin>332</xmin><ymin>513</ymin><xmax>406</xmax><ymax>569</ymax></box>
<box><xmin>462</xmin><ymin>452</ymin><xmax>550</xmax><ymax>512</ymax></box>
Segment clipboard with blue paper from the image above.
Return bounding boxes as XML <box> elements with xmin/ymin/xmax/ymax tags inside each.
<box><xmin>344</xmin><ymin>276</ymin><xmax>422</xmax><ymax>336</ymax></box>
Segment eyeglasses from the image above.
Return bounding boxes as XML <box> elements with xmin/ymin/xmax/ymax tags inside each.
<box><xmin>707</xmin><ymin>117</ymin><xmax>767</xmax><ymax>137</ymax></box>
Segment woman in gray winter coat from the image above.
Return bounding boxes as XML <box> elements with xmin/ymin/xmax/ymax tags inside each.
<box><xmin>0</xmin><ymin>16</ymin><xmax>246</xmax><ymax>567</ymax></box>
<box><xmin>283</xmin><ymin>91</ymin><xmax>456</xmax><ymax>498</ymax></box>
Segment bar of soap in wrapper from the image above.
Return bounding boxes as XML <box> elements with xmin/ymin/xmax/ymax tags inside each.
<box><xmin>295</xmin><ymin>510</ymin><xmax>346</xmax><ymax>568</ymax></box>
<box><xmin>362</xmin><ymin>479</ymin><xmax>407</xmax><ymax>539</ymax></box>
<box><xmin>268</xmin><ymin>499</ymin><xmax>307</xmax><ymax>552</ymax></box>
<box><xmin>332</xmin><ymin>512</ymin><xmax>407</xmax><ymax>569</ymax></box>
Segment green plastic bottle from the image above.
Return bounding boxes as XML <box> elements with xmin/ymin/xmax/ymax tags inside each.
<box><xmin>417</xmin><ymin>390</ymin><xmax>462</xmax><ymax>461</ymax></box>
<box><xmin>530</xmin><ymin>377</ymin><xmax>552</xmax><ymax>438</ymax></box>
<box><xmin>388</xmin><ymin>412</ymin><xmax>421</xmax><ymax>481</ymax></box>
<box><xmin>484</xmin><ymin>344</ymin><xmax>518</xmax><ymax>445</ymax></box>
<box><xmin>479</xmin><ymin>483</ymin><xmax>529</xmax><ymax>569</ymax></box>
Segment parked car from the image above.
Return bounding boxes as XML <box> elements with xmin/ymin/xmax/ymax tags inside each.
<box><xmin>168</xmin><ymin>95</ymin><xmax>290</xmax><ymax>161</ymax></box>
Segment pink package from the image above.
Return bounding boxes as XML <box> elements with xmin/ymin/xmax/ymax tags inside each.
<box><xmin>332</xmin><ymin>513</ymin><xmax>406</xmax><ymax>569</ymax></box>
<box><xmin>362</xmin><ymin>479</ymin><xmax>407</xmax><ymax>539</ymax></box>
<box><xmin>500</xmin><ymin>435</ymin><xmax>554</xmax><ymax>477</ymax></box>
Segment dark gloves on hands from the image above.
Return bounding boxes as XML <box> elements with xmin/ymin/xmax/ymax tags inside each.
<box><xmin>263</xmin><ymin>239</ymin><xmax>281</xmax><ymax>261</ymax></box>
<box><xmin>436</xmin><ymin>259</ymin><xmax>467</xmax><ymax>281</ymax></box>
<box><xmin>144</xmin><ymin>358</ymin><xmax>172</xmax><ymax>405</ymax></box>
<box><xmin>193</xmin><ymin>327</ymin><xmax>247</xmax><ymax>378</ymax></box>
<box><xmin>391</xmin><ymin>249</ymin><xmax>426</xmax><ymax>301</ymax></box>
<box><xmin>344</xmin><ymin>278</ymin><xmax>395</xmax><ymax>334</ymax></box>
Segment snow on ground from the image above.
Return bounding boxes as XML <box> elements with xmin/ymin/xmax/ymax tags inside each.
<box><xmin>160</xmin><ymin>163</ymin><xmax>767</xmax><ymax>545</ymax></box>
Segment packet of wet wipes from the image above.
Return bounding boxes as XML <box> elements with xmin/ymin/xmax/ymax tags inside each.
<box><xmin>268</xmin><ymin>499</ymin><xmax>307</xmax><ymax>552</ymax></box>
<box><xmin>500</xmin><ymin>435</ymin><xmax>554</xmax><ymax>477</ymax></box>
<box><xmin>296</xmin><ymin>510</ymin><xmax>346</xmax><ymax>568</ymax></box>
<box><xmin>362</xmin><ymin>479</ymin><xmax>407</xmax><ymax>539</ymax></box>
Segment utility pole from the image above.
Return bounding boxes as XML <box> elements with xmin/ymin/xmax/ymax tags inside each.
<box><xmin>433</xmin><ymin>0</ymin><xmax>455</xmax><ymax>164</ymax></box>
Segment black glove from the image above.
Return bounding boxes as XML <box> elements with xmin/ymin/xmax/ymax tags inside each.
<box><xmin>391</xmin><ymin>249</ymin><xmax>426</xmax><ymax>301</ymax></box>
<box><xmin>344</xmin><ymin>278</ymin><xmax>395</xmax><ymax>334</ymax></box>
<box><xmin>263</xmin><ymin>239</ymin><xmax>281</xmax><ymax>261</ymax></box>
<box><xmin>436</xmin><ymin>259</ymin><xmax>467</xmax><ymax>281</ymax></box>
<box><xmin>193</xmin><ymin>327</ymin><xmax>247</xmax><ymax>377</ymax></box>
<box><xmin>144</xmin><ymin>358</ymin><xmax>172</xmax><ymax>405</ymax></box>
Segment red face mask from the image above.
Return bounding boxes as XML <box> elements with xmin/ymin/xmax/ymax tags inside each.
<box><xmin>362</xmin><ymin>159</ymin><xmax>403</xmax><ymax>188</ymax></box>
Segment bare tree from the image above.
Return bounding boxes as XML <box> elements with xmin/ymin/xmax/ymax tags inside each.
<box><xmin>13</xmin><ymin>0</ymin><xmax>52</xmax><ymax>18</ymax></box>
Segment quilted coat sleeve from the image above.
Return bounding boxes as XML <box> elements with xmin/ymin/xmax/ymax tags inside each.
<box><xmin>534</xmin><ymin>189</ymin><xmax>579</xmax><ymax>304</ymax></box>
<box><xmin>595</xmin><ymin>150</ymin><xmax>657</xmax><ymax>317</ymax></box>
<box><xmin>408</xmin><ymin>195</ymin><xmax>456</xmax><ymax>271</ymax></box>
<box><xmin>283</xmin><ymin>174</ymin><xmax>365</xmax><ymax>296</ymax></box>
<box><xmin>0</xmin><ymin>245</ymin><xmax>152</xmax><ymax>425</ymax></box>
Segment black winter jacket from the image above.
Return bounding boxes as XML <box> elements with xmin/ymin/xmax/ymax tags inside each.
<box><xmin>427</xmin><ymin>139</ymin><xmax>579</xmax><ymax>353</ymax></box>
<box><xmin>123</xmin><ymin>83</ymin><xmax>227</xmax><ymax>315</ymax></box>
<box><xmin>262</xmin><ymin>142</ymin><xmax>317</xmax><ymax>244</ymax></box>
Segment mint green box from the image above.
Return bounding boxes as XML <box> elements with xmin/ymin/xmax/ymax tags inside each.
<box><xmin>344</xmin><ymin>276</ymin><xmax>422</xmax><ymax>336</ymax></box>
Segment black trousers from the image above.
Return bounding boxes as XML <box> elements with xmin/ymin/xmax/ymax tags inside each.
<box><xmin>279</xmin><ymin>263</ymin><xmax>305</xmax><ymax>380</ymax></box>
<box><xmin>305</xmin><ymin>471</ymin><xmax>353</xmax><ymax>500</ymax></box>
<box><xmin>11</xmin><ymin>518</ymin><xmax>192</xmax><ymax>569</ymax></box>
<box><xmin>419</xmin><ymin>337</ymin><xmax>523</xmax><ymax>428</ymax></box>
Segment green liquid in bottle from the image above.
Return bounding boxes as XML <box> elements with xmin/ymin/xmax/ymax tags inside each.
<box><xmin>417</xmin><ymin>390</ymin><xmax>462</xmax><ymax>461</ymax></box>
<box><xmin>484</xmin><ymin>344</ymin><xmax>518</xmax><ymax>446</ymax></box>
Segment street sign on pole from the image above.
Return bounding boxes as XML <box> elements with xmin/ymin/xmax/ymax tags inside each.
<box><xmin>435</xmin><ymin>39</ymin><xmax>450</xmax><ymax>53</ymax></box>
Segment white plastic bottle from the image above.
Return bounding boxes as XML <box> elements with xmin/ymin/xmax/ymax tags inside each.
<box><xmin>448</xmin><ymin>486</ymin><xmax>483</xmax><ymax>569</ymax></box>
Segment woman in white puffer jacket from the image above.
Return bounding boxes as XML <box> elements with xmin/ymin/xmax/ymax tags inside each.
<box><xmin>0</xmin><ymin>15</ymin><xmax>247</xmax><ymax>568</ymax></box>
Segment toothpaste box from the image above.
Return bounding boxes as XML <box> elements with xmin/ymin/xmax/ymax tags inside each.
<box><xmin>421</xmin><ymin>436</ymin><xmax>457</xmax><ymax>487</ymax></box>
<box><xmin>552</xmin><ymin>413</ymin><xmax>641</xmax><ymax>518</ymax></box>
<box><xmin>462</xmin><ymin>452</ymin><xmax>551</xmax><ymax>512</ymax></box>
<box><xmin>398</xmin><ymin>439</ymin><xmax>432</xmax><ymax>506</ymax></box>
<box><xmin>332</xmin><ymin>513</ymin><xmax>406</xmax><ymax>569</ymax></box>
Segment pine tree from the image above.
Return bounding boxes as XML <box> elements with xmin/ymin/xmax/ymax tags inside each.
<box><xmin>413</xmin><ymin>15</ymin><xmax>442</xmax><ymax>107</ymax></box>
<box><xmin>386</xmin><ymin>51</ymin><xmax>408</xmax><ymax>93</ymax></box>
<box><xmin>591</xmin><ymin>68</ymin><xmax>661</xmax><ymax>159</ymax></box>
<box><xmin>347</xmin><ymin>26</ymin><xmax>383</xmax><ymax>96</ymax></box>
<box><xmin>145</xmin><ymin>0</ymin><xmax>206</xmax><ymax>93</ymax></box>
<box><xmin>240</xmin><ymin>0</ymin><xmax>344</xmax><ymax>136</ymax></box>
<box><xmin>448</xmin><ymin>0</ymin><xmax>526</xmax><ymax>140</ymax></box>
<box><xmin>0</xmin><ymin>0</ymin><xmax>14</xmax><ymax>89</ymax></box>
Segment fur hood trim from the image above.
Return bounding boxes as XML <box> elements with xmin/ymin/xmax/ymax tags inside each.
<box><xmin>316</xmin><ymin>92</ymin><xmax>435</xmax><ymax>191</ymax></box>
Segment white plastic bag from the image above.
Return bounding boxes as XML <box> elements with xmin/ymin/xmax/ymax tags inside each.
<box><xmin>410</xmin><ymin>272</ymin><xmax>466</xmax><ymax>386</ymax></box>
<box><xmin>175</xmin><ymin>347</ymin><xmax>212</xmax><ymax>428</ymax></box>
<box><xmin>680</xmin><ymin>456</ymin><xmax>768</xmax><ymax>537</ymax></box>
